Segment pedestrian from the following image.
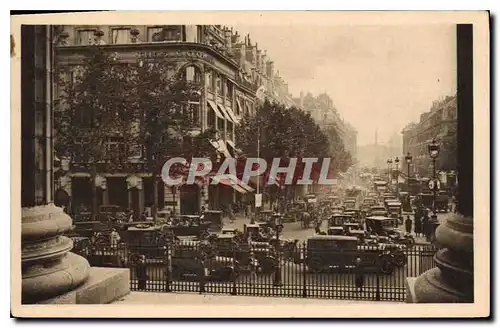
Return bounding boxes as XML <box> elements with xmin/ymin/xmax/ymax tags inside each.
<box><xmin>135</xmin><ymin>255</ymin><xmax>148</xmax><ymax>290</ymax></box>
<box><xmin>128</xmin><ymin>209</ymin><xmax>134</xmax><ymax>223</ymax></box>
<box><xmin>248</xmin><ymin>250</ymin><xmax>258</xmax><ymax>285</ymax></box>
<box><xmin>140</xmin><ymin>209</ymin><xmax>148</xmax><ymax>221</ymax></box>
<box><xmin>405</xmin><ymin>215</ymin><xmax>412</xmax><ymax>235</ymax></box>
<box><xmin>423</xmin><ymin>211</ymin><xmax>431</xmax><ymax>241</ymax></box>
<box><xmin>109</xmin><ymin>228</ymin><xmax>121</xmax><ymax>250</ymax></box>
<box><xmin>244</xmin><ymin>202</ymin><xmax>249</xmax><ymax>217</ymax></box>
<box><xmin>228</xmin><ymin>204</ymin><xmax>235</xmax><ymax>222</ymax></box>
<box><xmin>314</xmin><ymin>219</ymin><xmax>321</xmax><ymax>234</ymax></box>
<box><xmin>414</xmin><ymin>208</ymin><xmax>422</xmax><ymax>237</ymax></box>
<box><xmin>354</xmin><ymin>257</ymin><xmax>364</xmax><ymax>293</ymax></box>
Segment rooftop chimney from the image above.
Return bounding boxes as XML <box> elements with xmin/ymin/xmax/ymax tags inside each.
<box><xmin>266</xmin><ymin>61</ymin><xmax>275</xmax><ymax>78</ymax></box>
<box><xmin>224</xmin><ymin>27</ymin><xmax>232</xmax><ymax>52</ymax></box>
<box><xmin>232</xmin><ymin>31</ymin><xmax>240</xmax><ymax>44</ymax></box>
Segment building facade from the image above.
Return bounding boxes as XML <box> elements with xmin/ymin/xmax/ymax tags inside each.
<box><xmin>294</xmin><ymin>92</ymin><xmax>358</xmax><ymax>161</ymax></box>
<box><xmin>401</xmin><ymin>95</ymin><xmax>457</xmax><ymax>177</ymax></box>
<box><xmin>54</xmin><ymin>25</ymin><xmax>295</xmax><ymax>217</ymax></box>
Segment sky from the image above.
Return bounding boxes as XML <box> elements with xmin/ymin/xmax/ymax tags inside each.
<box><xmin>233</xmin><ymin>25</ymin><xmax>457</xmax><ymax>146</ymax></box>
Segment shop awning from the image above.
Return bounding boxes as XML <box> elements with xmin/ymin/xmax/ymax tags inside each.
<box><xmin>248</xmin><ymin>174</ymin><xmax>279</xmax><ymax>187</ymax></box>
<box><xmin>224</xmin><ymin>105</ymin><xmax>240</xmax><ymax>124</ymax></box>
<box><xmin>210</xmin><ymin>139</ymin><xmax>232</xmax><ymax>158</ymax></box>
<box><xmin>207</xmin><ymin>100</ymin><xmax>224</xmax><ymax>120</ymax></box>
<box><xmin>216</xmin><ymin>103</ymin><xmax>233</xmax><ymax>122</ymax></box>
<box><xmin>236</xmin><ymin>98</ymin><xmax>243</xmax><ymax>116</ymax></box>
<box><xmin>212</xmin><ymin>175</ymin><xmax>247</xmax><ymax>194</ymax></box>
<box><xmin>226</xmin><ymin>140</ymin><xmax>242</xmax><ymax>154</ymax></box>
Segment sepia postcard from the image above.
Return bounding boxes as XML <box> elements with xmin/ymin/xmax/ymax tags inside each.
<box><xmin>10</xmin><ymin>11</ymin><xmax>490</xmax><ymax>318</ymax></box>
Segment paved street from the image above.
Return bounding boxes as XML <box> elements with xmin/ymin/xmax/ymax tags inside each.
<box><xmin>220</xmin><ymin>212</ymin><xmax>453</xmax><ymax>243</ymax></box>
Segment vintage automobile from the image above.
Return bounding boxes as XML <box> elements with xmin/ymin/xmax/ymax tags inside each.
<box><xmin>346</xmin><ymin>229</ymin><xmax>367</xmax><ymax>243</ymax></box>
<box><xmin>343</xmin><ymin>222</ymin><xmax>362</xmax><ymax>232</ymax></box>
<box><xmin>221</xmin><ymin>228</ymin><xmax>237</xmax><ymax>235</ymax></box>
<box><xmin>435</xmin><ymin>191</ymin><xmax>450</xmax><ymax>212</ymax></box>
<box><xmin>212</xmin><ymin>234</ymin><xmax>277</xmax><ymax>274</ymax></box>
<box><xmin>343</xmin><ymin>200</ymin><xmax>356</xmax><ymax>211</ymax></box>
<box><xmin>202</xmin><ymin>210</ymin><xmax>223</xmax><ymax>231</ymax></box>
<box><xmin>331</xmin><ymin>206</ymin><xmax>344</xmax><ymax>214</ymax></box>
<box><xmin>303</xmin><ymin>235</ymin><xmax>399</xmax><ymax>274</ymax></box>
<box><xmin>96</xmin><ymin>205</ymin><xmax>126</xmax><ymax>222</ymax></box>
<box><xmin>69</xmin><ymin>220</ymin><xmax>110</xmax><ymax>239</ymax></box>
<box><xmin>417</xmin><ymin>192</ymin><xmax>434</xmax><ymax>210</ymax></box>
<box><xmin>363</xmin><ymin>197</ymin><xmax>377</xmax><ymax>208</ymax></box>
<box><xmin>370</xmin><ymin>206</ymin><xmax>389</xmax><ymax>217</ymax></box>
<box><xmin>386</xmin><ymin>201</ymin><xmax>403</xmax><ymax>220</ymax></box>
<box><xmin>327</xmin><ymin>226</ymin><xmax>344</xmax><ymax>236</ymax></box>
<box><xmin>365</xmin><ymin>216</ymin><xmax>414</xmax><ymax>246</ymax></box>
<box><xmin>328</xmin><ymin>214</ymin><xmax>355</xmax><ymax>228</ymax></box>
<box><xmin>326</xmin><ymin>195</ymin><xmax>340</xmax><ymax>205</ymax></box>
<box><xmin>344</xmin><ymin>209</ymin><xmax>361</xmax><ymax>221</ymax></box>
<box><xmin>170</xmin><ymin>239</ymin><xmax>238</xmax><ymax>282</ymax></box>
<box><xmin>69</xmin><ymin>236</ymin><xmax>92</xmax><ymax>257</ymax></box>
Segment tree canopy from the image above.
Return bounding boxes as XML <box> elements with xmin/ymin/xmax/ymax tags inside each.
<box><xmin>236</xmin><ymin>99</ymin><xmax>352</xmax><ymax>184</ymax></box>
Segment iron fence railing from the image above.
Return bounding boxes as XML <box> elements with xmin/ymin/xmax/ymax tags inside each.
<box><xmin>73</xmin><ymin>241</ymin><xmax>437</xmax><ymax>302</ymax></box>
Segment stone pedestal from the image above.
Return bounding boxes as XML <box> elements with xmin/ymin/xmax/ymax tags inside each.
<box><xmin>22</xmin><ymin>204</ymin><xmax>91</xmax><ymax>304</ymax></box>
<box><xmin>406</xmin><ymin>213</ymin><xmax>473</xmax><ymax>303</ymax></box>
<box><xmin>38</xmin><ymin>267</ymin><xmax>130</xmax><ymax>304</ymax></box>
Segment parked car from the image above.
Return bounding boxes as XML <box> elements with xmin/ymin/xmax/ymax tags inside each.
<box><xmin>302</xmin><ymin>235</ymin><xmax>398</xmax><ymax>274</ymax></box>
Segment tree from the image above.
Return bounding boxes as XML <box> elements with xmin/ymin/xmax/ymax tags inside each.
<box><xmin>54</xmin><ymin>47</ymin><xmax>134</xmax><ymax>218</ymax></box>
<box><xmin>236</xmin><ymin>100</ymin><xmax>344</xmax><ymax>203</ymax></box>
<box><xmin>126</xmin><ymin>55</ymin><xmax>217</xmax><ymax>219</ymax></box>
<box><xmin>322</xmin><ymin>125</ymin><xmax>353</xmax><ymax>174</ymax></box>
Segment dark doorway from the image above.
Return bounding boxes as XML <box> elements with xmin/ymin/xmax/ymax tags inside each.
<box><xmin>130</xmin><ymin>188</ymin><xmax>140</xmax><ymax>219</ymax></box>
<box><xmin>107</xmin><ymin>177</ymin><xmax>127</xmax><ymax>209</ymax></box>
<box><xmin>71</xmin><ymin>177</ymin><xmax>92</xmax><ymax>213</ymax></box>
<box><xmin>180</xmin><ymin>184</ymin><xmax>200</xmax><ymax>215</ymax></box>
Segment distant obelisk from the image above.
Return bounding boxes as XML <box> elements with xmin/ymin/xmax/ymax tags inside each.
<box><xmin>374</xmin><ymin>129</ymin><xmax>379</xmax><ymax>168</ymax></box>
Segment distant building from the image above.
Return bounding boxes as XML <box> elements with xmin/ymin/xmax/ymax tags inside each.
<box><xmin>401</xmin><ymin>95</ymin><xmax>457</xmax><ymax>177</ymax></box>
<box><xmin>293</xmin><ymin>92</ymin><xmax>358</xmax><ymax>161</ymax></box>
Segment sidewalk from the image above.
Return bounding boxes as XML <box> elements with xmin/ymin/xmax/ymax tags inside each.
<box><xmin>114</xmin><ymin>291</ymin><xmax>390</xmax><ymax>305</ymax></box>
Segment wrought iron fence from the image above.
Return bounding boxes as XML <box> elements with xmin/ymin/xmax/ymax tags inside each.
<box><xmin>74</xmin><ymin>241</ymin><xmax>437</xmax><ymax>302</ymax></box>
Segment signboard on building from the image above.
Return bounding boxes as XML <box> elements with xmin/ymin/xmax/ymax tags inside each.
<box><xmin>255</xmin><ymin>193</ymin><xmax>262</xmax><ymax>208</ymax></box>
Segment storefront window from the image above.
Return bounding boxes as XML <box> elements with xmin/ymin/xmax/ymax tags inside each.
<box><xmin>77</xmin><ymin>29</ymin><xmax>96</xmax><ymax>45</ymax></box>
<box><xmin>112</xmin><ymin>28</ymin><xmax>131</xmax><ymax>44</ymax></box>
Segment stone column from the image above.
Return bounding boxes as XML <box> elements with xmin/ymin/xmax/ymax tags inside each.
<box><xmin>406</xmin><ymin>24</ymin><xmax>474</xmax><ymax>304</ymax></box>
<box><xmin>406</xmin><ymin>213</ymin><xmax>473</xmax><ymax>303</ymax></box>
<box><xmin>22</xmin><ymin>204</ymin><xmax>91</xmax><ymax>304</ymax></box>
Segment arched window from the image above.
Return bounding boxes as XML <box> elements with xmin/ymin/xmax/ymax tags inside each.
<box><xmin>185</xmin><ymin>65</ymin><xmax>202</xmax><ymax>83</ymax></box>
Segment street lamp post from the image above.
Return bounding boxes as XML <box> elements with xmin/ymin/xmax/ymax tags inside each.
<box><xmin>394</xmin><ymin>157</ymin><xmax>400</xmax><ymax>197</ymax></box>
<box><xmin>387</xmin><ymin>159</ymin><xmax>393</xmax><ymax>185</ymax></box>
<box><xmin>405</xmin><ymin>152</ymin><xmax>413</xmax><ymax>211</ymax></box>
<box><xmin>427</xmin><ymin>139</ymin><xmax>441</xmax><ymax>243</ymax></box>
<box><xmin>273</xmin><ymin>215</ymin><xmax>282</xmax><ymax>286</ymax></box>
<box><xmin>405</xmin><ymin>152</ymin><xmax>413</xmax><ymax>183</ymax></box>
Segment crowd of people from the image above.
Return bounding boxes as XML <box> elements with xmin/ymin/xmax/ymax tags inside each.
<box><xmin>403</xmin><ymin>205</ymin><xmax>436</xmax><ymax>241</ymax></box>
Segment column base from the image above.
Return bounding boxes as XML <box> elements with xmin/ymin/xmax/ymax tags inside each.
<box><xmin>22</xmin><ymin>252</ymin><xmax>90</xmax><ymax>304</ymax></box>
<box><xmin>37</xmin><ymin>267</ymin><xmax>130</xmax><ymax>304</ymax></box>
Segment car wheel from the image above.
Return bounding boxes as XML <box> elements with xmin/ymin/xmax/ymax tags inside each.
<box><xmin>379</xmin><ymin>254</ymin><xmax>394</xmax><ymax>274</ymax></box>
<box><xmin>260</xmin><ymin>257</ymin><xmax>277</xmax><ymax>274</ymax></box>
<box><xmin>219</xmin><ymin>267</ymin><xmax>235</xmax><ymax>281</ymax></box>
<box><xmin>171</xmin><ymin>266</ymin><xmax>182</xmax><ymax>281</ymax></box>
<box><xmin>392</xmin><ymin>251</ymin><xmax>407</xmax><ymax>267</ymax></box>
